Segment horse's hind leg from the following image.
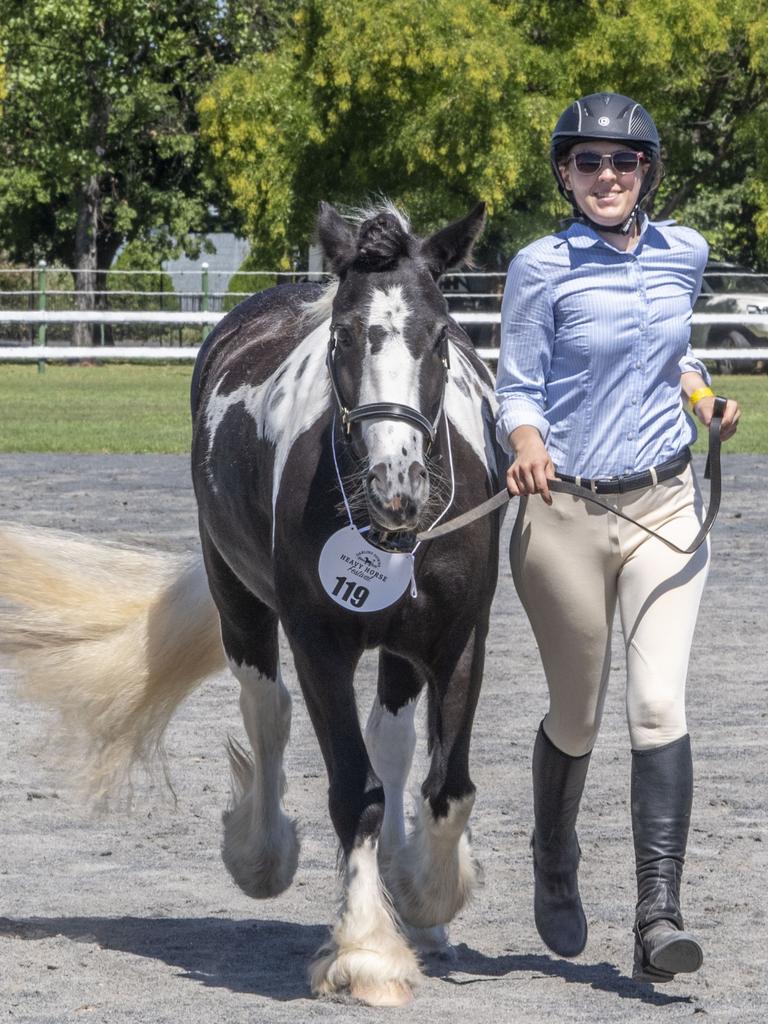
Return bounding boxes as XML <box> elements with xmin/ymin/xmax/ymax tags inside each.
<box><xmin>364</xmin><ymin>653</ymin><xmax>422</xmax><ymax>864</ymax></box>
<box><xmin>388</xmin><ymin>627</ymin><xmax>486</xmax><ymax>930</ymax></box>
<box><xmin>202</xmin><ymin>535</ymin><xmax>298</xmax><ymax>899</ymax></box>
<box><xmin>285</xmin><ymin>624</ymin><xmax>420</xmax><ymax>1006</ymax></box>
<box><xmin>364</xmin><ymin>654</ymin><xmax>452</xmax><ymax>956</ymax></box>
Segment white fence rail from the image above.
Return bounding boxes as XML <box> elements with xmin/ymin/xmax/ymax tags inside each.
<box><xmin>0</xmin><ymin>310</ymin><xmax>766</xmax><ymax>364</ymax></box>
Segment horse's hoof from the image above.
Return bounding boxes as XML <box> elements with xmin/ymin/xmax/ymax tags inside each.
<box><xmin>404</xmin><ymin>923</ymin><xmax>456</xmax><ymax>961</ymax></box>
<box><xmin>351</xmin><ymin>980</ymin><xmax>414</xmax><ymax>1007</ymax></box>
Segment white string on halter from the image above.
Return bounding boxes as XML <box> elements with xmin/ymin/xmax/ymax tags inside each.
<box><xmin>330</xmin><ymin>413</ymin><xmax>457</xmax><ymax>599</ymax></box>
<box><xmin>331</xmin><ymin>413</ymin><xmax>355</xmax><ymax>528</ymax></box>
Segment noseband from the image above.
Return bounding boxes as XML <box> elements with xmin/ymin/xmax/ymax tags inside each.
<box><xmin>326</xmin><ymin>325</ymin><xmax>450</xmax><ymax>449</ymax></box>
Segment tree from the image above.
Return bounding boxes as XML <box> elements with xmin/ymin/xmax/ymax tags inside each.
<box><xmin>200</xmin><ymin>0</ymin><xmax>768</xmax><ymax>269</ymax></box>
<box><xmin>555</xmin><ymin>0</ymin><xmax>768</xmax><ymax>265</ymax></box>
<box><xmin>198</xmin><ymin>0</ymin><xmax>569</xmax><ymax>268</ymax></box>
<box><xmin>0</xmin><ymin>1</ymin><xmax>292</xmax><ymax>342</ymax></box>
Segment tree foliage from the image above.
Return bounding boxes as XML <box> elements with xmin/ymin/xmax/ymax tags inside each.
<box><xmin>0</xmin><ymin>1</ymin><xmax>291</xmax><ymax>272</ymax></box>
<box><xmin>200</xmin><ymin>0</ymin><xmax>768</xmax><ymax>267</ymax></box>
<box><xmin>199</xmin><ymin>0</ymin><xmax>567</xmax><ymax>266</ymax></box>
<box><xmin>560</xmin><ymin>0</ymin><xmax>768</xmax><ymax>264</ymax></box>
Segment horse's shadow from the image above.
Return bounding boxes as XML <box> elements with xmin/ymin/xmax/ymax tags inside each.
<box><xmin>1</xmin><ymin>915</ymin><xmax>692</xmax><ymax>1006</ymax></box>
<box><xmin>0</xmin><ymin>914</ymin><xmax>325</xmax><ymax>1001</ymax></box>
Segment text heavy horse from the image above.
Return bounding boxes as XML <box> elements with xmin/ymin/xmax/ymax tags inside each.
<box><xmin>0</xmin><ymin>202</ymin><xmax>504</xmax><ymax>1006</ymax></box>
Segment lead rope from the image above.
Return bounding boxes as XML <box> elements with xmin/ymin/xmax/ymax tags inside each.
<box><xmin>416</xmin><ymin>398</ymin><xmax>727</xmax><ymax>554</ymax></box>
<box><xmin>330</xmin><ymin>414</ymin><xmax>457</xmax><ymax>598</ymax></box>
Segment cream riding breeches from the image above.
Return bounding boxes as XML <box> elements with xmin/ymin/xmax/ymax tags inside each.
<box><xmin>510</xmin><ymin>466</ymin><xmax>710</xmax><ymax>756</ymax></box>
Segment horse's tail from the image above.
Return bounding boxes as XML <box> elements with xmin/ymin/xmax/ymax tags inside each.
<box><xmin>0</xmin><ymin>523</ymin><xmax>225</xmax><ymax>799</ymax></box>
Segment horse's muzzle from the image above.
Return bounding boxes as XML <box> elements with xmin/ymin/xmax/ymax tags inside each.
<box><xmin>366</xmin><ymin>461</ymin><xmax>429</xmax><ymax>531</ymax></box>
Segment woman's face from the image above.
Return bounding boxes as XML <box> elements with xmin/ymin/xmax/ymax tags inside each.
<box><xmin>560</xmin><ymin>140</ymin><xmax>648</xmax><ymax>227</ymax></box>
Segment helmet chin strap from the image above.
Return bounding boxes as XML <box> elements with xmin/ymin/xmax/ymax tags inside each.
<box><xmin>572</xmin><ymin>202</ymin><xmax>640</xmax><ymax>236</ymax></box>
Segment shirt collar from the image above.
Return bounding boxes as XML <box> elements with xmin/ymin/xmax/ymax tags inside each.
<box><xmin>563</xmin><ymin>212</ymin><xmax>649</xmax><ymax>251</ymax></box>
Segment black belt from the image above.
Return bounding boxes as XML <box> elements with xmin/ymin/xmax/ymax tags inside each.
<box><xmin>556</xmin><ymin>449</ymin><xmax>691</xmax><ymax>495</ymax></box>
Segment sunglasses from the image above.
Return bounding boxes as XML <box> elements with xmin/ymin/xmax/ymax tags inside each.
<box><xmin>567</xmin><ymin>151</ymin><xmax>647</xmax><ymax>175</ymax></box>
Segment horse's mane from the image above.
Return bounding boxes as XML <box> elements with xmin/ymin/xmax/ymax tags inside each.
<box><xmin>346</xmin><ymin>202</ymin><xmax>415</xmax><ymax>272</ymax></box>
<box><xmin>301</xmin><ymin>280</ymin><xmax>338</xmax><ymax>328</ymax></box>
<box><xmin>301</xmin><ymin>201</ymin><xmax>415</xmax><ymax>327</ymax></box>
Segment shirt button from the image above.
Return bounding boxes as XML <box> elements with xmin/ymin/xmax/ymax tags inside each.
<box><xmin>634</xmin><ymin>361</ymin><xmax>642</xmax><ymax>369</ymax></box>
<box><xmin>631</xmin><ymin>398</ymin><xmax>638</xmax><ymax>405</ymax></box>
<box><xmin>627</xmin><ymin>433</ymin><xmax>634</xmax><ymax>440</ymax></box>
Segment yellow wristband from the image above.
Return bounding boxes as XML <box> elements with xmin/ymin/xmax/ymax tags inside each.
<box><xmin>689</xmin><ymin>386</ymin><xmax>715</xmax><ymax>409</ymax></box>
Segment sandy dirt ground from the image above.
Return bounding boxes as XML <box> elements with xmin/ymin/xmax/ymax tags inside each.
<box><xmin>0</xmin><ymin>453</ymin><xmax>765</xmax><ymax>1024</ymax></box>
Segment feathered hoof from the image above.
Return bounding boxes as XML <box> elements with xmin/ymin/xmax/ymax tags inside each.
<box><xmin>221</xmin><ymin>810</ymin><xmax>299</xmax><ymax>899</ymax></box>
<box><xmin>310</xmin><ymin>942</ymin><xmax>420</xmax><ymax>1007</ymax></box>
<box><xmin>391</xmin><ymin>831</ymin><xmax>482</xmax><ymax>929</ymax></box>
<box><xmin>221</xmin><ymin>737</ymin><xmax>299</xmax><ymax>898</ymax></box>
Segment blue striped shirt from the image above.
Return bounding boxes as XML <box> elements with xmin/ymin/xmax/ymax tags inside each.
<box><xmin>494</xmin><ymin>216</ymin><xmax>710</xmax><ymax>478</ymax></box>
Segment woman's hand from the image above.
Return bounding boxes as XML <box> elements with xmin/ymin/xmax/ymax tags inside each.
<box><xmin>694</xmin><ymin>396</ymin><xmax>741</xmax><ymax>442</ymax></box>
<box><xmin>506</xmin><ymin>426</ymin><xmax>556</xmax><ymax>504</ymax></box>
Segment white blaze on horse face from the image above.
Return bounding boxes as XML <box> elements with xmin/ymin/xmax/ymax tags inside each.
<box><xmin>360</xmin><ymin>285</ymin><xmax>424</xmax><ymax>470</ymax></box>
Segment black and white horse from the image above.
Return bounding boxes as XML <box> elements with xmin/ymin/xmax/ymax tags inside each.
<box><xmin>0</xmin><ymin>203</ymin><xmax>503</xmax><ymax>1006</ymax></box>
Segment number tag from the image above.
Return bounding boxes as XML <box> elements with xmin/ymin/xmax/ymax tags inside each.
<box><xmin>318</xmin><ymin>526</ymin><xmax>414</xmax><ymax>613</ymax></box>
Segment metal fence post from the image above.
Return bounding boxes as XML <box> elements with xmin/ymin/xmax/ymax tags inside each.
<box><xmin>201</xmin><ymin>261</ymin><xmax>209</xmax><ymax>343</ymax></box>
<box><xmin>37</xmin><ymin>259</ymin><xmax>47</xmax><ymax>374</ymax></box>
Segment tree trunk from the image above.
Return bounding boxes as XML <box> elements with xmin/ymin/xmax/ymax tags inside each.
<box><xmin>73</xmin><ymin>175</ymin><xmax>100</xmax><ymax>347</ymax></box>
<box><xmin>96</xmin><ymin>233</ymin><xmax>122</xmax><ymax>347</ymax></box>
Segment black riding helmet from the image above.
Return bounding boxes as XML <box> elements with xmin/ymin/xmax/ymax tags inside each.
<box><xmin>550</xmin><ymin>93</ymin><xmax>662</xmax><ymax>234</ymax></box>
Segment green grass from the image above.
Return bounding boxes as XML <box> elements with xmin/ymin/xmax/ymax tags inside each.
<box><xmin>0</xmin><ymin>364</ymin><xmax>764</xmax><ymax>454</ymax></box>
<box><xmin>0</xmin><ymin>363</ymin><xmax>193</xmax><ymax>453</ymax></box>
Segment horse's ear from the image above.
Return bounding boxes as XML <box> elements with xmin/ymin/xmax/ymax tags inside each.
<box><xmin>420</xmin><ymin>202</ymin><xmax>487</xmax><ymax>278</ymax></box>
<box><xmin>316</xmin><ymin>202</ymin><xmax>358</xmax><ymax>274</ymax></box>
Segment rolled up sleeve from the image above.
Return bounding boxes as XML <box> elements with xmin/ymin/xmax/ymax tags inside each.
<box><xmin>495</xmin><ymin>251</ymin><xmax>554</xmax><ymax>454</ymax></box>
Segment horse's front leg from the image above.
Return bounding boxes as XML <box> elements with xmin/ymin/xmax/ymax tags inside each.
<box><xmin>202</xmin><ymin>534</ymin><xmax>299</xmax><ymax>899</ymax></box>
<box><xmin>388</xmin><ymin>624</ymin><xmax>486</xmax><ymax>931</ymax></box>
<box><xmin>286</xmin><ymin>623</ymin><xmax>421</xmax><ymax>1007</ymax></box>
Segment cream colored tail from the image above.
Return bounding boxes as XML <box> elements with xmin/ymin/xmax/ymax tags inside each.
<box><xmin>0</xmin><ymin>523</ymin><xmax>225</xmax><ymax>798</ymax></box>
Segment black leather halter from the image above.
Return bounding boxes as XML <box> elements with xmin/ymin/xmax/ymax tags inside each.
<box><xmin>326</xmin><ymin>325</ymin><xmax>450</xmax><ymax>449</ymax></box>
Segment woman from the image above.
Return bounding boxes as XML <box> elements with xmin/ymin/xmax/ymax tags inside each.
<box><xmin>495</xmin><ymin>92</ymin><xmax>741</xmax><ymax>983</ymax></box>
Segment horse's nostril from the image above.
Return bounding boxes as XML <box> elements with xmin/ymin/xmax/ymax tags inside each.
<box><xmin>408</xmin><ymin>462</ymin><xmax>428</xmax><ymax>487</ymax></box>
<box><xmin>367</xmin><ymin>463</ymin><xmax>388</xmax><ymax>488</ymax></box>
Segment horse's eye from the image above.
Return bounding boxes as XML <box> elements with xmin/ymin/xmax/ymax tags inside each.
<box><xmin>334</xmin><ymin>325</ymin><xmax>353</xmax><ymax>347</ymax></box>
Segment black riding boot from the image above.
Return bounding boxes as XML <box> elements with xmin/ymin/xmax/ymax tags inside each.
<box><xmin>632</xmin><ymin>734</ymin><xmax>704</xmax><ymax>983</ymax></box>
<box><xmin>531</xmin><ymin>721</ymin><xmax>590</xmax><ymax>957</ymax></box>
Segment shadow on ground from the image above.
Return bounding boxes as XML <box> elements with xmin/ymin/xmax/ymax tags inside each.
<box><xmin>1</xmin><ymin>916</ymin><xmax>691</xmax><ymax>1007</ymax></box>
<box><xmin>0</xmin><ymin>915</ymin><xmax>325</xmax><ymax>1001</ymax></box>
<box><xmin>437</xmin><ymin>943</ymin><xmax>693</xmax><ymax>1007</ymax></box>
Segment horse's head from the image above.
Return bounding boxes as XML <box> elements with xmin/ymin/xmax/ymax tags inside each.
<box><xmin>317</xmin><ymin>201</ymin><xmax>486</xmax><ymax>533</ymax></box>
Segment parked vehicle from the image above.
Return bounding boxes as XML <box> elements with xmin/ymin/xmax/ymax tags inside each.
<box><xmin>692</xmin><ymin>262</ymin><xmax>768</xmax><ymax>373</ymax></box>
